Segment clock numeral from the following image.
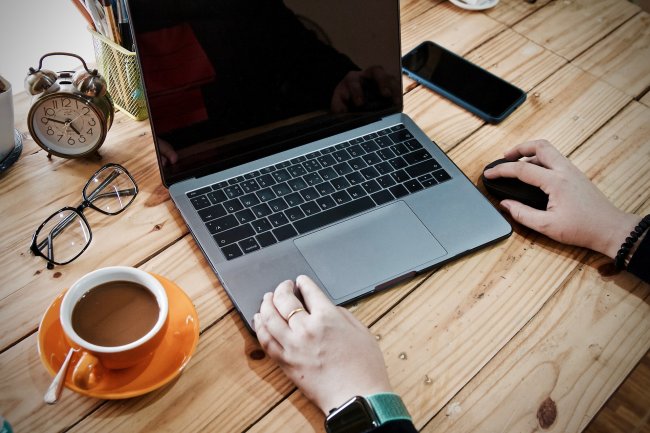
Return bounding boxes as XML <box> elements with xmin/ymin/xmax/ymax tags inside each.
<box><xmin>52</xmin><ymin>100</ymin><xmax>58</xmax><ymax>109</ymax></box>
<box><xmin>82</xmin><ymin>107</ymin><xmax>91</xmax><ymax>116</ymax></box>
<box><xmin>79</xmin><ymin>135</ymin><xmax>86</xmax><ymax>143</ymax></box>
<box><xmin>88</xmin><ymin>118</ymin><xmax>96</xmax><ymax>126</ymax></box>
<box><xmin>86</xmin><ymin>128</ymin><xmax>93</xmax><ymax>135</ymax></box>
<box><xmin>68</xmin><ymin>137</ymin><xmax>76</xmax><ymax>145</ymax></box>
<box><xmin>57</xmin><ymin>134</ymin><xmax>64</xmax><ymax>142</ymax></box>
<box><xmin>62</xmin><ymin>98</ymin><xmax>71</xmax><ymax>108</ymax></box>
<box><xmin>46</xmin><ymin>126</ymin><xmax>54</xmax><ymax>136</ymax></box>
<box><xmin>44</xmin><ymin>107</ymin><xmax>55</xmax><ymax>116</ymax></box>
<box><xmin>41</xmin><ymin>117</ymin><xmax>49</xmax><ymax>124</ymax></box>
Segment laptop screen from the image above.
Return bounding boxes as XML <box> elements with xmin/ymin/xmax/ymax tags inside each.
<box><xmin>128</xmin><ymin>0</ymin><xmax>401</xmax><ymax>186</ymax></box>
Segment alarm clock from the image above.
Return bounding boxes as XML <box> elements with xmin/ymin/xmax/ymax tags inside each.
<box><xmin>25</xmin><ymin>52</ymin><xmax>114</xmax><ymax>158</ymax></box>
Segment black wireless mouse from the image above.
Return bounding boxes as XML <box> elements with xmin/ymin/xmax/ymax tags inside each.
<box><xmin>481</xmin><ymin>159</ymin><xmax>549</xmax><ymax>210</ymax></box>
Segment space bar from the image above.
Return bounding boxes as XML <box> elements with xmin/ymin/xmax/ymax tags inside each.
<box><xmin>293</xmin><ymin>197</ymin><xmax>376</xmax><ymax>234</ymax></box>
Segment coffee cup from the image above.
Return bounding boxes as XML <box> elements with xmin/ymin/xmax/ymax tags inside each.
<box><xmin>60</xmin><ymin>266</ymin><xmax>169</xmax><ymax>389</ymax></box>
<box><xmin>0</xmin><ymin>75</ymin><xmax>15</xmax><ymax>162</ymax></box>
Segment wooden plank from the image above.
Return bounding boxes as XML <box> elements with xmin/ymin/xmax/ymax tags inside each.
<box><xmin>486</xmin><ymin>0</ymin><xmax>554</xmax><ymax>27</ymax></box>
<box><xmin>641</xmin><ymin>90</ymin><xmax>650</xmax><ymax>107</ymax></box>
<box><xmin>574</xmin><ymin>12</ymin><xmax>650</xmax><ymax>98</ymax></box>
<box><xmin>513</xmin><ymin>0</ymin><xmax>640</xmax><ymax>60</ymax></box>
<box><xmin>423</xmin><ymin>100</ymin><xmax>650</xmax><ymax>433</ymax></box>
<box><xmin>248</xmin><ymin>65</ymin><xmax>635</xmax><ymax>433</ymax></box>
<box><xmin>400</xmin><ymin>0</ymin><xmax>443</xmax><ymax>24</ymax></box>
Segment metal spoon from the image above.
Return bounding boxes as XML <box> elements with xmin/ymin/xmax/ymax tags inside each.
<box><xmin>44</xmin><ymin>348</ymin><xmax>74</xmax><ymax>404</ymax></box>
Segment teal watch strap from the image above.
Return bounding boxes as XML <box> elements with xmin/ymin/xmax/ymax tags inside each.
<box><xmin>365</xmin><ymin>393</ymin><xmax>412</xmax><ymax>424</ymax></box>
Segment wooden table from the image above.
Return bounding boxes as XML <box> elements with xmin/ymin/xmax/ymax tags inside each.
<box><xmin>1</xmin><ymin>1</ymin><xmax>649</xmax><ymax>431</ymax></box>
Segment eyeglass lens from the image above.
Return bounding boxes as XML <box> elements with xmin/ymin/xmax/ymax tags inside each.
<box><xmin>34</xmin><ymin>209</ymin><xmax>91</xmax><ymax>264</ymax></box>
<box><xmin>84</xmin><ymin>165</ymin><xmax>137</xmax><ymax>215</ymax></box>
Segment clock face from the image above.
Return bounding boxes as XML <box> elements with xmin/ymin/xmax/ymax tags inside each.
<box><xmin>29</xmin><ymin>94</ymin><xmax>106</xmax><ymax>157</ymax></box>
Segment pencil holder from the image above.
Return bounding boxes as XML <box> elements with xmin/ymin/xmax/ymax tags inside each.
<box><xmin>89</xmin><ymin>29</ymin><xmax>148</xmax><ymax>121</ymax></box>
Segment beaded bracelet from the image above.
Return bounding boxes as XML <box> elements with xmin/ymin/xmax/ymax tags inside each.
<box><xmin>614</xmin><ymin>214</ymin><xmax>650</xmax><ymax>270</ymax></box>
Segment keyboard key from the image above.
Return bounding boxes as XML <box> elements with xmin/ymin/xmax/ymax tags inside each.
<box><xmin>377</xmin><ymin>148</ymin><xmax>396</xmax><ymax>161</ymax></box>
<box><xmin>207</xmin><ymin>190</ymin><xmax>227</xmax><ymax>204</ymax></box>
<box><xmin>206</xmin><ymin>215</ymin><xmax>238</xmax><ymax>234</ymax></box>
<box><xmin>198</xmin><ymin>204</ymin><xmax>227</xmax><ymax>222</ymax></box>
<box><xmin>420</xmin><ymin>176</ymin><xmax>438</xmax><ymax>188</ymax></box>
<box><xmin>303</xmin><ymin>172</ymin><xmax>323</xmax><ymax>186</ymax></box>
<box><xmin>235</xmin><ymin>209</ymin><xmax>255</xmax><ymax>224</ymax></box>
<box><xmin>229</xmin><ymin>176</ymin><xmax>246</xmax><ymax>185</ymax></box>
<box><xmin>348</xmin><ymin>137</ymin><xmax>364</xmax><ymax>145</ymax></box>
<box><xmin>405</xmin><ymin>159</ymin><xmax>441</xmax><ymax>178</ymax></box>
<box><xmin>318</xmin><ymin>167</ymin><xmax>337</xmax><ymax>181</ymax></box>
<box><xmin>433</xmin><ymin>169</ymin><xmax>451</xmax><ymax>183</ymax></box>
<box><xmin>288</xmin><ymin>164</ymin><xmax>307</xmax><ymax>177</ymax></box>
<box><xmin>300</xmin><ymin>187</ymin><xmax>320</xmax><ymax>201</ymax></box>
<box><xmin>240</xmin><ymin>193</ymin><xmax>260</xmax><ymax>208</ymax></box>
<box><xmin>391</xmin><ymin>124</ymin><xmax>406</xmax><ymax>131</ymax></box>
<box><xmin>252</xmin><ymin>217</ymin><xmax>272</xmax><ymax>233</ymax></box>
<box><xmin>275</xmin><ymin>161</ymin><xmax>291</xmax><ymax>169</ymax></box>
<box><xmin>241</xmin><ymin>179</ymin><xmax>260</xmax><ymax>193</ymax></box>
<box><xmin>375</xmin><ymin>136</ymin><xmax>392</xmax><ymax>147</ymax></box>
<box><xmin>303</xmin><ymin>160</ymin><xmax>322</xmax><ymax>172</ymax></box>
<box><xmin>360</xmin><ymin>166</ymin><xmax>380</xmax><ymax>180</ymax></box>
<box><xmin>301</xmin><ymin>201</ymin><xmax>320</xmax><ymax>216</ymax></box>
<box><xmin>361</xmin><ymin>180</ymin><xmax>381</xmax><ymax>194</ymax></box>
<box><xmin>316</xmin><ymin>181</ymin><xmax>336</xmax><ymax>196</ymax></box>
<box><xmin>371</xmin><ymin>190</ymin><xmax>394</xmax><ymax>205</ymax></box>
<box><xmin>404</xmin><ymin>139</ymin><xmax>423</xmax><ymax>151</ymax></box>
<box><xmin>362</xmin><ymin>152</ymin><xmax>382</xmax><ymax>166</ymax></box>
<box><xmin>391</xmin><ymin>143</ymin><xmax>409</xmax><ymax>155</ymax></box>
<box><xmin>257</xmin><ymin>188</ymin><xmax>276</xmax><ymax>202</ymax></box>
<box><xmin>190</xmin><ymin>195</ymin><xmax>211</xmax><ymax>210</ymax></box>
<box><xmin>213</xmin><ymin>181</ymin><xmax>229</xmax><ymax>190</ymax></box>
<box><xmin>252</xmin><ymin>203</ymin><xmax>273</xmax><ymax>218</ymax></box>
<box><xmin>285</xmin><ymin>206</ymin><xmax>306</xmax><ymax>221</ymax></box>
<box><xmin>290</xmin><ymin>156</ymin><xmax>307</xmax><ymax>164</ymax></box>
<box><xmin>321</xmin><ymin>146</ymin><xmax>335</xmax><ymax>154</ymax></box>
<box><xmin>244</xmin><ymin>171</ymin><xmax>259</xmax><ymax>179</ymax></box>
<box><xmin>376</xmin><ymin>174</ymin><xmax>396</xmax><ymax>189</ymax></box>
<box><xmin>332</xmin><ymin>149</ymin><xmax>351</xmax><ymax>163</ymax></box>
<box><xmin>345</xmin><ymin>172</ymin><xmax>365</xmax><ymax>185</ymax></box>
<box><xmin>334</xmin><ymin>142</ymin><xmax>349</xmax><ymax>150</ymax></box>
<box><xmin>223</xmin><ymin>198</ymin><xmax>244</xmax><ymax>213</ymax></box>
<box><xmin>389</xmin><ymin>184</ymin><xmax>409</xmax><ymax>198</ymax></box>
<box><xmin>273</xmin><ymin>224</ymin><xmax>298</xmax><ymax>242</ymax></box>
<box><xmin>389</xmin><ymin>157</ymin><xmax>407</xmax><ymax>170</ymax></box>
<box><xmin>333</xmin><ymin>162</ymin><xmax>353</xmax><ymax>176</ymax></box>
<box><xmin>306</xmin><ymin>151</ymin><xmax>321</xmax><ymax>159</ymax></box>
<box><xmin>388</xmin><ymin>129</ymin><xmax>414</xmax><ymax>144</ymax></box>
<box><xmin>316</xmin><ymin>196</ymin><xmax>336</xmax><ymax>210</ymax></box>
<box><xmin>187</xmin><ymin>187</ymin><xmax>212</xmax><ymax>198</ymax></box>
<box><xmin>224</xmin><ymin>185</ymin><xmax>244</xmax><ymax>199</ymax></box>
<box><xmin>239</xmin><ymin>237</ymin><xmax>260</xmax><ymax>254</ymax></box>
<box><xmin>392</xmin><ymin>170</ymin><xmax>410</xmax><ymax>183</ymax></box>
<box><xmin>221</xmin><ymin>244</ymin><xmax>243</xmax><ymax>261</ymax></box>
<box><xmin>404</xmin><ymin>179</ymin><xmax>423</xmax><ymax>193</ymax></box>
<box><xmin>347</xmin><ymin>185</ymin><xmax>367</xmax><ymax>199</ymax></box>
<box><xmin>272</xmin><ymin>169</ymin><xmax>291</xmax><ymax>183</ymax></box>
<box><xmin>269</xmin><ymin>212</ymin><xmax>290</xmax><ymax>227</ymax></box>
<box><xmin>257</xmin><ymin>174</ymin><xmax>276</xmax><ymax>188</ymax></box>
<box><xmin>347</xmin><ymin>145</ymin><xmax>365</xmax><ymax>157</ymax></box>
<box><xmin>268</xmin><ymin>197</ymin><xmax>289</xmax><ymax>212</ymax></box>
<box><xmin>256</xmin><ymin>232</ymin><xmax>277</xmax><ymax>247</ymax></box>
<box><xmin>361</xmin><ymin>140</ymin><xmax>379</xmax><ymax>153</ymax></box>
<box><xmin>272</xmin><ymin>182</ymin><xmax>292</xmax><ymax>197</ymax></box>
<box><xmin>332</xmin><ymin>190</ymin><xmax>352</xmax><ymax>205</ymax></box>
<box><xmin>261</xmin><ymin>166</ymin><xmax>275</xmax><ymax>174</ymax></box>
<box><xmin>363</xmin><ymin>132</ymin><xmax>378</xmax><ymax>140</ymax></box>
<box><xmin>287</xmin><ymin>177</ymin><xmax>308</xmax><ymax>191</ymax></box>
<box><xmin>285</xmin><ymin>192</ymin><xmax>305</xmax><ymax>207</ymax></box>
<box><xmin>214</xmin><ymin>224</ymin><xmax>255</xmax><ymax>247</ymax></box>
<box><xmin>294</xmin><ymin>197</ymin><xmax>376</xmax><ymax>234</ymax></box>
<box><xmin>317</xmin><ymin>154</ymin><xmax>337</xmax><ymax>167</ymax></box>
<box><xmin>348</xmin><ymin>157</ymin><xmax>367</xmax><ymax>171</ymax></box>
<box><xmin>403</xmin><ymin>149</ymin><xmax>432</xmax><ymax>165</ymax></box>
<box><xmin>331</xmin><ymin>177</ymin><xmax>351</xmax><ymax>190</ymax></box>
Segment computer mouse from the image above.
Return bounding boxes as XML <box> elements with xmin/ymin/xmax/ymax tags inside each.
<box><xmin>481</xmin><ymin>159</ymin><xmax>549</xmax><ymax>210</ymax></box>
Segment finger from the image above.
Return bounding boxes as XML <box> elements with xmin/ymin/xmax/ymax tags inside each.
<box><xmin>295</xmin><ymin>275</ymin><xmax>335</xmax><ymax>314</ymax></box>
<box><xmin>331</xmin><ymin>84</ymin><xmax>351</xmax><ymax>113</ymax></box>
<box><xmin>273</xmin><ymin>280</ymin><xmax>309</xmax><ymax>325</ymax></box>
<box><xmin>260</xmin><ymin>292</ymin><xmax>291</xmax><ymax>343</ymax></box>
<box><xmin>504</xmin><ymin>140</ymin><xmax>566</xmax><ymax>170</ymax></box>
<box><xmin>254</xmin><ymin>313</ymin><xmax>284</xmax><ymax>361</ymax></box>
<box><xmin>347</xmin><ymin>78</ymin><xmax>364</xmax><ymax>106</ymax></box>
<box><xmin>483</xmin><ymin>161</ymin><xmax>554</xmax><ymax>191</ymax></box>
<box><xmin>500</xmin><ymin>199</ymin><xmax>551</xmax><ymax>233</ymax></box>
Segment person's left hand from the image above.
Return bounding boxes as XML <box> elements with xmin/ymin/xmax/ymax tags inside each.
<box><xmin>254</xmin><ymin>275</ymin><xmax>393</xmax><ymax>414</ymax></box>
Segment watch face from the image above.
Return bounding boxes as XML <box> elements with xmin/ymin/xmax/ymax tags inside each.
<box><xmin>325</xmin><ymin>397</ymin><xmax>379</xmax><ymax>433</ymax></box>
<box><xmin>29</xmin><ymin>93</ymin><xmax>106</xmax><ymax>157</ymax></box>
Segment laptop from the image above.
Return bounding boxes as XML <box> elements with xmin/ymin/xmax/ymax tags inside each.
<box><xmin>127</xmin><ymin>0</ymin><xmax>511</xmax><ymax>330</ymax></box>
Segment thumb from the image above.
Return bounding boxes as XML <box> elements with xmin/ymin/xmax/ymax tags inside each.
<box><xmin>295</xmin><ymin>275</ymin><xmax>335</xmax><ymax>314</ymax></box>
<box><xmin>501</xmin><ymin>199</ymin><xmax>549</xmax><ymax>233</ymax></box>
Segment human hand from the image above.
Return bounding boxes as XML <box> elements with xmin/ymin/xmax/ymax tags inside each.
<box><xmin>483</xmin><ymin>139</ymin><xmax>639</xmax><ymax>259</ymax></box>
<box><xmin>254</xmin><ymin>275</ymin><xmax>392</xmax><ymax>414</ymax></box>
<box><xmin>331</xmin><ymin>65</ymin><xmax>400</xmax><ymax>113</ymax></box>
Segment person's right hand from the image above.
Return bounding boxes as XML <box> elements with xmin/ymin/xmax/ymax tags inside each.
<box><xmin>483</xmin><ymin>139</ymin><xmax>639</xmax><ymax>259</ymax></box>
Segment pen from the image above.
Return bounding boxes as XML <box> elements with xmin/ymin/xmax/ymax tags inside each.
<box><xmin>115</xmin><ymin>0</ymin><xmax>133</xmax><ymax>51</ymax></box>
<box><xmin>98</xmin><ymin>0</ymin><xmax>121</xmax><ymax>44</ymax></box>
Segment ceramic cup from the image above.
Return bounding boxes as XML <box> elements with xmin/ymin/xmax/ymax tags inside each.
<box><xmin>60</xmin><ymin>266</ymin><xmax>169</xmax><ymax>389</ymax></box>
<box><xmin>0</xmin><ymin>76</ymin><xmax>15</xmax><ymax>161</ymax></box>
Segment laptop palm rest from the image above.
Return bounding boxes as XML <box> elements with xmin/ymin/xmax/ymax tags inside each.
<box><xmin>294</xmin><ymin>201</ymin><xmax>447</xmax><ymax>301</ymax></box>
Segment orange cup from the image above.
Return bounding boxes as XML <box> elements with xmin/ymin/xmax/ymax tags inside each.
<box><xmin>59</xmin><ymin>266</ymin><xmax>169</xmax><ymax>389</ymax></box>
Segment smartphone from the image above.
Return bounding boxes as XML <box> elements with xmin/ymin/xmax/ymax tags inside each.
<box><xmin>401</xmin><ymin>41</ymin><xmax>526</xmax><ymax>123</ymax></box>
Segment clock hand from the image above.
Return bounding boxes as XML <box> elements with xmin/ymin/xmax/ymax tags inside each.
<box><xmin>63</xmin><ymin>119</ymin><xmax>81</xmax><ymax>135</ymax></box>
<box><xmin>46</xmin><ymin>117</ymin><xmax>66</xmax><ymax>125</ymax></box>
<box><xmin>69</xmin><ymin>123</ymin><xmax>81</xmax><ymax>135</ymax></box>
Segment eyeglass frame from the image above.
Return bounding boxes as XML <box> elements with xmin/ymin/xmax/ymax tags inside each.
<box><xmin>30</xmin><ymin>163</ymin><xmax>138</xmax><ymax>269</ymax></box>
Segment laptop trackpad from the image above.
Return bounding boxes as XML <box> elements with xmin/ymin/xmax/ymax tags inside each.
<box><xmin>294</xmin><ymin>201</ymin><xmax>447</xmax><ymax>301</ymax></box>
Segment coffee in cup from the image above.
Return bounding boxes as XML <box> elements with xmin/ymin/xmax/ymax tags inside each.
<box><xmin>60</xmin><ymin>266</ymin><xmax>169</xmax><ymax>389</ymax></box>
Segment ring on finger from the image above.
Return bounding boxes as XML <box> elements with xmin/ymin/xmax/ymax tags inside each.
<box><xmin>286</xmin><ymin>307</ymin><xmax>305</xmax><ymax>321</ymax></box>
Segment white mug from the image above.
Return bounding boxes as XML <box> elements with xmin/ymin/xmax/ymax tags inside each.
<box><xmin>0</xmin><ymin>76</ymin><xmax>15</xmax><ymax>161</ymax></box>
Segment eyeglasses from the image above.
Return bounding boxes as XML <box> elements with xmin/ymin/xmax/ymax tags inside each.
<box><xmin>30</xmin><ymin>163</ymin><xmax>138</xmax><ymax>269</ymax></box>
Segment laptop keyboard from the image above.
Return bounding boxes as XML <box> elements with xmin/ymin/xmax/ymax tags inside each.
<box><xmin>186</xmin><ymin>124</ymin><xmax>451</xmax><ymax>260</ymax></box>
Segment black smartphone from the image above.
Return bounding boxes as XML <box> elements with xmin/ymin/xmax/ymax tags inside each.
<box><xmin>401</xmin><ymin>41</ymin><xmax>526</xmax><ymax>123</ymax></box>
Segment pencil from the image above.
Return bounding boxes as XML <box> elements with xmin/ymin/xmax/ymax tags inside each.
<box><xmin>98</xmin><ymin>0</ymin><xmax>121</xmax><ymax>45</ymax></box>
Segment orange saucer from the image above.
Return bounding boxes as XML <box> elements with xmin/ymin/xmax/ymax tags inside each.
<box><xmin>38</xmin><ymin>274</ymin><xmax>200</xmax><ymax>399</ymax></box>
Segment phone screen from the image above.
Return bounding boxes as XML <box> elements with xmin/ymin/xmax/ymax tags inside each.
<box><xmin>402</xmin><ymin>41</ymin><xmax>526</xmax><ymax>123</ymax></box>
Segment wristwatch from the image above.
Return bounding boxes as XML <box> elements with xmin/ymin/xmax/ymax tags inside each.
<box><xmin>324</xmin><ymin>393</ymin><xmax>412</xmax><ymax>433</ymax></box>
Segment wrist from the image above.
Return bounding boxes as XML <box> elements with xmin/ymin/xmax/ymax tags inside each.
<box><xmin>324</xmin><ymin>393</ymin><xmax>411</xmax><ymax>433</ymax></box>
<box><xmin>598</xmin><ymin>212</ymin><xmax>639</xmax><ymax>260</ymax></box>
